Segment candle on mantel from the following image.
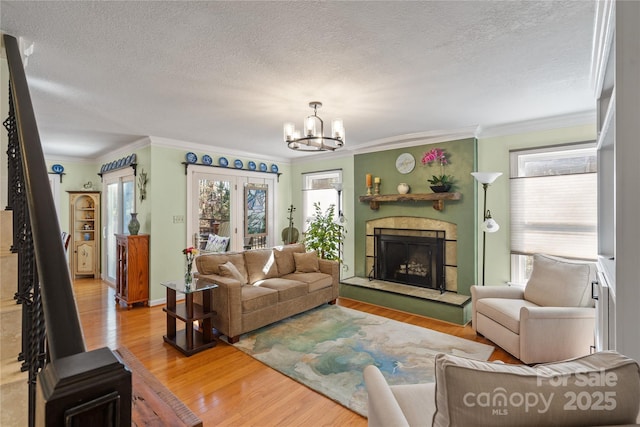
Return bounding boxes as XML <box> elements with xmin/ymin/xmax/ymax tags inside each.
<box><xmin>374</xmin><ymin>177</ymin><xmax>381</xmax><ymax>184</ymax></box>
<box><xmin>366</xmin><ymin>174</ymin><xmax>372</xmax><ymax>187</ymax></box>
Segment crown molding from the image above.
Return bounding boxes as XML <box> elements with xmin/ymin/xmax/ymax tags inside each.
<box><xmin>289</xmin><ymin>147</ymin><xmax>354</xmax><ymax>166</ymax></box>
<box><xmin>94</xmin><ymin>136</ymin><xmax>151</xmax><ymax>164</ymax></box>
<box><xmin>350</xmin><ymin>126</ymin><xmax>479</xmax><ymax>156</ymax></box>
<box><xmin>476</xmin><ymin>110</ymin><xmax>596</xmax><ymax>139</ymax></box>
<box><xmin>149</xmin><ymin>136</ymin><xmax>290</xmax><ymax>165</ymax></box>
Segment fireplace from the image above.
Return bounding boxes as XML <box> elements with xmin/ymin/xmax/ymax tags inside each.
<box><xmin>374</xmin><ymin>228</ymin><xmax>446</xmax><ymax>293</ymax></box>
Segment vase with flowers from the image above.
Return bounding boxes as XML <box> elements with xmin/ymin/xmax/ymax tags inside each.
<box><xmin>183</xmin><ymin>246</ymin><xmax>198</xmax><ymax>286</ymax></box>
<box><xmin>421</xmin><ymin>147</ymin><xmax>453</xmax><ymax>192</ymax></box>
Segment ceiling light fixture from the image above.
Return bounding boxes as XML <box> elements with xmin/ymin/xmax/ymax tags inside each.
<box><xmin>284</xmin><ymin>102</ymin><xmax>344</xmax><ymax>151</ymax></box>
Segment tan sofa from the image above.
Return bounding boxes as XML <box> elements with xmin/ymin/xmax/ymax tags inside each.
<box><xmin>364</xmin><ymin>351</ymin><xmax>640</xmax><ymax>427</ymax></box>
<box><xmin>194</xmin><ymin>243</ymin><xmax>339</xmax><ymax>343</ymax></box>
<box><xmin>472</xmin><ymin>254</ymin><xmax>596</xmax><ymax>364</ymax></box>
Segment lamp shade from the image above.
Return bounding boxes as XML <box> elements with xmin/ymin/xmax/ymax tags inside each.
<box><xmin>482</xmin><ymin>218</ymin><xmax>500</xmax><ymax>233</ymax></box>
<box><xmin>471</xmin><ymin>172</ymin><xmax>503</xmax><ymax>184</ymax></box>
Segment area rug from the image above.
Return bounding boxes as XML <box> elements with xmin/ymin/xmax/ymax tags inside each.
<box><xmin>231</xmin><ymin>305</ymin><xmax>494</xmax><ymax>417</ymax></box>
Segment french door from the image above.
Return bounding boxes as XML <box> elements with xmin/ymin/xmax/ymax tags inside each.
<box><xmin>187</xmin><ymin>166</ymin><xmax>275</xmax><ymax>255</ymax></box>
<box><xmin>102</xmin><ymin>170</ymin><xmax>135</xmax><ymax>284</ymax></box>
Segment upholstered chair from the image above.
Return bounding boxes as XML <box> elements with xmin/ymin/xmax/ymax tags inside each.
<box><xmin>471</xmin><ymin>254</ymin><xmax>597</xmax><ymax>364</ymax></box>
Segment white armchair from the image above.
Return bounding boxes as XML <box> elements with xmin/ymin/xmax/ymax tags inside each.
<box><xmin>472</xmin><ymin>254</ymin><xmax>596</xmax><ymax>364</ymax></box>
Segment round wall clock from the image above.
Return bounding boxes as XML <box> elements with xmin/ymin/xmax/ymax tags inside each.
<box><xmin>395</xmin><ymin>153</ymin><xmax>415</xmax><ymax>174</ymax></box>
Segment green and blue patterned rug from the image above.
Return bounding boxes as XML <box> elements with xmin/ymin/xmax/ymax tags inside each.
<box><xmin>231</xmin><ymin>304</ymin><xmax>494</xmax><ymax>417</ymax></box>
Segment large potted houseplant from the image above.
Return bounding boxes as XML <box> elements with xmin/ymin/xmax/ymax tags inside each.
<box><xmin>421</xmin><ymin>147</ymin><xmax>454</xmax><ymax>192</ymax></box>
<box><xmin>303</xmin><ymin>202</ymin><xmax>346</xmax><ymax>261</ymax></box>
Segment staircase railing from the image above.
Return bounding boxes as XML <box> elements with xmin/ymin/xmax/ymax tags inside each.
<box><xmin>3</xmin><ymin>33</ymin><xmax>131</xmax><ymax>427</ymax></box>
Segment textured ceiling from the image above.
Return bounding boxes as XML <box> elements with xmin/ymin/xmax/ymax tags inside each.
<box><xmin>0</xmin><ymin>1</ymin><xmax>596</xmax><ymax>161</ymax></box>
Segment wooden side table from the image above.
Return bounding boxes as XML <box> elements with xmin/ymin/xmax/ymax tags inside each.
<box><xmin>160</xmin><ymin>279</ymin><xmax>218</xmax><ymax>356</ymax></box>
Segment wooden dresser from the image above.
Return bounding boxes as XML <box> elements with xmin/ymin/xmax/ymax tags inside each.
<box><xmin>115</xmin><ymin>234</ymin><xmax>149</xmax><ymax>309</ymax></box>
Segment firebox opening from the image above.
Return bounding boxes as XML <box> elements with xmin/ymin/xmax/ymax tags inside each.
<box><xmin>373</xmin><ymin>228</ymin><xmax>446</xmax><ymax>293</ymax></box>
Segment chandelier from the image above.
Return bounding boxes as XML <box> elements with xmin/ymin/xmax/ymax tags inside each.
<box><xmin>284</xmin><ymin>102</ymin><xmax>345</xmax><ymax>151</ymax></box>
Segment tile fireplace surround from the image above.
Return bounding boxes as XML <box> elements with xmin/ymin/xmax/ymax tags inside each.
<box><xmin>365</xmin><ymin>216</ymin><xmax>458</xmax><ymax>292</ymax></box>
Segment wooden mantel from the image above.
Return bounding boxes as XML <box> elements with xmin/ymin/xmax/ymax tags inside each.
<box><xmin>359</xmin><ymin>192</ymin><xmax>461</xmax><ymax>211</ymax></box>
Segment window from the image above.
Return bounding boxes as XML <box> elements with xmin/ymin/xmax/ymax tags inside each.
<box><xmin>510</xmin><ymin>142</ymin><xmax>597</xmax><ymax>283</ymax></box>
<box><xmin>302</xmin><ymin>170</ymin><xmax>342</xmax><ymax>231</ymax></box>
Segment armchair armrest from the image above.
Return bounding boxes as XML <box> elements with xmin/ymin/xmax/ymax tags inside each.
<box><xmin>519</xmin><ymin>306</ymin><xmax>595</xmax><ymax>364</ymax></box>
<box><xmin>471</xmin><ymin>285</ymin><xmax>525</xmax><ymax>331</ymax></box>
<box><xmin>363</xmin><ymin>365</ymin><xmax>410</xmax><ymax>427</ymax></box>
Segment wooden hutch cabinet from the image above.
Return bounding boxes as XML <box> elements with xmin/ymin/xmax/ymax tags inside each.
<box><xmin>68</xmin><ymin>191</ymin><xmax>101</xmax><ymax>279</ymax></box>
<box><xmin>115</xmin><ymin>234</ymin><xmax>149</xmax><ymax>308</ymax></box>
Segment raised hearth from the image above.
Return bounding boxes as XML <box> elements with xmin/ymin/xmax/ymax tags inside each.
<box><xmin>341</xmin><ymin>276</ymin><xmax>469</xmax><ymax>307</ymax></box>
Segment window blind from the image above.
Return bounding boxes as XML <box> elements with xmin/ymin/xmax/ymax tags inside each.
<box><xmin>510</xmin><ymin>173</ymin><xmax>597</xmax><ymax>260</ymax></box>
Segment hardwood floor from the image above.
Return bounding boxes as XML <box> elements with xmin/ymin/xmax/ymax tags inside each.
<box><xmin>74</xmin><ymin>278</ymin><xmax>518</xmax><ymax>426</ymax></box>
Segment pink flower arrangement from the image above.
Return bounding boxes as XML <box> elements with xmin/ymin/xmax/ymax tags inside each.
<box><xmin>183</xmin><ymin>247</ymin><xmax>199</xmax><ymax>284</ymax></box>
<box><xmin>421</xmin><ymin>148</ymin><xmax>453</xmax><ymax>186</ymax></box>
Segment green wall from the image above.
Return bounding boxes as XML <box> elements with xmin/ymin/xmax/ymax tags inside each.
<box><xmin>476</xmin><ymin>124</ymin><xmax>597</xmax><ymax>285</ymax></box>
<box><xmin>353</xmin><ymin>138</ymin><xmax>478</xmax><ymax>296</ymax></box>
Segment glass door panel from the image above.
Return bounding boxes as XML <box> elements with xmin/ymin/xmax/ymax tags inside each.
<box><xmin>196</xmin><ymin>176</ymin><xmax>233</xmax><ymax>253</ymax></box>
<box><xmin>105</xmin><ymin>182</ymin><xmax>119</xmax><ymax>282</ymax></box>
<box><xmin>102</xmin><ymin>173</ymin><xmax>136</xmax><ymax>284</ymax></box>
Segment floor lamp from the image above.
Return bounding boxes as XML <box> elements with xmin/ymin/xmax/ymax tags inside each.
<box><xmin>471</xmin><ymin>172</ymin><xmax>503</xmax><ymax>286</ymax></box>
<box><xmin>332</xmin><ymin>182</ymin><xmax>345</xmax><ymax>280</ymax></box>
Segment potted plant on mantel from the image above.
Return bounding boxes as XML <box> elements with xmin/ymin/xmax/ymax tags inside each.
<box><xmin>303</xmin><ymin>202</ymin><xmax>346</xmax><ymax>262</ymax></box>
<box><xmin>421</xmin><ymin>147</ymin><xmax>454</xmax><ymax>193</ymax></box>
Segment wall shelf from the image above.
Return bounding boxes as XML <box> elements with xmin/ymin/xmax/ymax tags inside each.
<box><xmin>359</xmin><ymin>192</ymin><xmax>461</xmax><ymax>211</ymax></box>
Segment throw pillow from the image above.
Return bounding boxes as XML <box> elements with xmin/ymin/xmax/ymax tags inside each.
<box><xmin>524</xmin><ymin>254</ymin><xmax>596</xmax><ymax>307</ymax></box>
<box><xmin>432</xmin><ymin>351</ymin><xmax>640</xmax><ymax>427</ymax></box>
<box><xmin>218</xmin><ymin>261</ymin><xmax>247</xmax><ymax>285</ymax></box>
<box><xmin>293</xmin><ymin>251</ymin><xmax>319</xmax><ymax>273</ymax></box>
<box><xmin>273</xmin><ymin>243</ymin><xmax>305</xmax><ymax>275</ymax></box>
<box><xmin>205</xmin><ymin>233</ymin><xmax>230</xmax><ymax>253</ymax></box>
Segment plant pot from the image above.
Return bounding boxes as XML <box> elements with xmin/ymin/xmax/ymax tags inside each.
<box><xmin>430</xmin><ymin>185</ymin><xmax>451</xmax><ymax>193</ymax></box>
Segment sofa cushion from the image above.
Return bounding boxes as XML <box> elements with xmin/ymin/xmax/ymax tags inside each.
<box><xmin>273</xmin><ymin>243</ymin><xmax>306</xmax><ymax>275</ymax></box>
<box><xmin>218</xmin><ymin>261</ymin><xmax>247</xmax><ymax>285</ymax></box>
<box><xmin>433</xmin><ymin>351</ymin><xmax>640</xmax><ymax>427</ymax></box>
<box><xmin>244</xmin><ymin>249</ymin><xmax>279</xmax><ymax>284</ymax></box>
<box><xmin>196</xmin><ymin>252</ymin><xmax>246</xmax><ymax>277</ymax></box>
<box><xmin>241</xmin><ymin>285</ymin><xmax>278</xmax><ymax>313</ymax></box>
<box><xmin>524</xmin><ymin>254</ymin><xmax>596</xmax><ymax>308</ymax></box>
<box><xmin>475</xmin><ymin>298</ymin><xmax>539</xmax><ymax>334</ymax></box>
<box><xmin>282</xmin><ymin>272</ymin><xmax>332</xmax><ymax>293</ymax></box>
<box><xmin>257</xmin><ymin>278</ymin><xmax>307</xmax><ymax>302</ymax></box>
<box><xmin>293</xmin><ymin>251</ymin><xmax>320</xmax><ymax>273</ymax></box>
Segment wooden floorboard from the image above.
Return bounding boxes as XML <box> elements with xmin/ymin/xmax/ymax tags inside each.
<box><xmin>74</xmin><ymin>278</ymin><xmax>519</xmax><ymax>426</ymax></box>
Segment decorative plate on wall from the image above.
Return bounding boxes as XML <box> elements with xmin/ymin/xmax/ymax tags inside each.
<box><xmin>234</xmin><ymin>159</ymin><xmax>244</xmax><ymax>169</ymax></box>
<box><xmin>218</xmin><ymin>157</ymin><xmax>228</xmax><ymax>167</ymax></box>
<box><xmin>259</xmin><ymin>163</ymin><xmax>268</xmax><ymax>172</ymax></box>
<box><xmin>248</xmin><ymin>161</ymin><xmax>257</xmax><ymax>171</ymax></box>
<box><xmin>202</xmin><ymin>155</ymin><xmax>213</xmax><ymax>165</ymax></box>
<box><xmin>271</xmin><ymin>164</ymin><xmax>279</xmax><ymax>173</ymax></box>
<box><xmin>395</xmin><ymin>153</ymin><xmax>415</xmax><ymax>174</ymax></box>
<box><xmin>52</xmin><ymin>164</ymin><xmax>64</xmax><ymax>174</ymax></box>
<box><xmin>185</xmin><ymin>152</ymin><xmax>198</xmax><ymax>164</ymax></box>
